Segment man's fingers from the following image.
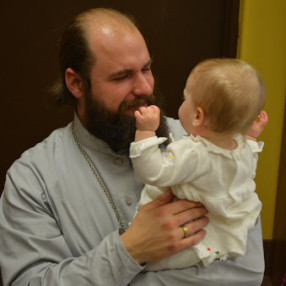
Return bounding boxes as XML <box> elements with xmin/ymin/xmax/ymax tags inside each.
<box><xmin>142</xmin><ymin>190</ymin><xmax>174</xmax><ymax>210</ymax></box>
<box><xmin>178</xmin><ymin>229</ymin><xmax>207</xmax><ymax>251</ymax></box>
<box><xmin>183</xmin><ymin>216</ymin><xmax>209</xmax><ymax>237</ymax></box>
<box><xmin>173</xmin><ymin>219</ymin><xmax>208</xmax><ymax>253</ymax></box>
<box><xmin>166</xmin><ymin>199</ymin><xmax>204</xmax><ymax>215</ymax></box>
<box><xmin>142</xmin><ymin>195</ymin><xmax>207</xmax><ymax>224</ymax></box>
<box><xmin>175</xmin><ymin>205</ymin><xmax>208</xmax><ymax>226</ymax></box>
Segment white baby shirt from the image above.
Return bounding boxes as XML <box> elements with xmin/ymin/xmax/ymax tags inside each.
<box><xmin>130</xmin><ymin>134</ymin><xmax>263</xmax><ymax>270</ymax></box>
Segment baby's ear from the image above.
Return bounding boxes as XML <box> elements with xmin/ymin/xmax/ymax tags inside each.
<box><xmin>193</xmin><ymin>107</ymin><xmax>205</xmax><ymax>127</ymax></box>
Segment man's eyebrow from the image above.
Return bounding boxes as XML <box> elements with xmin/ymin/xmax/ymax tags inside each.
<box><xmin>109</xmin><ymin>69</ymin><xmax>131</xmax><ymax>79</ymax></box>
<box><xmin>143</xmin><ymin>59</ymin><xmax>152</xmax><ymax>67</ymax></box>
<box><xmin>108</xmin><ymin>59</ymin><xmax>153</xmax><ymax>79</ymax></box>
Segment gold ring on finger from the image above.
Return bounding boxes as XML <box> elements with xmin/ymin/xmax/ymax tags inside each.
<box><xmin>181</xmin><ymin>226</ymin><xmax>189</xmax><ymax>238</ymax></box>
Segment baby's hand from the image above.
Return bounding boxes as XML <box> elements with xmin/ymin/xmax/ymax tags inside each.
<box><xmin>247</xmin><ymin>110</ymin><xmax>269</xmax><ymax>140</ymax></box>
<box><xmin>134</xmin><ymin>105</ymin><xmax>160</xmax><ymax>131</ymax></box>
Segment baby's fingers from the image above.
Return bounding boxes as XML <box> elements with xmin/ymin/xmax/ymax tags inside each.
<box><xmin>258</xmin><ymin>111</ymin><xmax>269</xmax><ymax>126</ymax></box>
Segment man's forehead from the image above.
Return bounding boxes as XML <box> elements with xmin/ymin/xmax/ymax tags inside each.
<box><xmin>84</xmin><ymin>13</ymin><xmax>138</xmax><ymax>41</ymax></box>
<box><xmin>90</xmin><ymin>31</ymin><xmax>149</xmax><ymax>66</ymax></box>
<box><xmin>87</xmin><ymin>24</ymin><xmax>143</xmax><ymax>60</ymax></box>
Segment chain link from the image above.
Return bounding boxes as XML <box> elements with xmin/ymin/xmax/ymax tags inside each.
<box><xmin>71</xmin><ymin>122</ymin><xmax>125</xmax><ymax>230</ymax></box>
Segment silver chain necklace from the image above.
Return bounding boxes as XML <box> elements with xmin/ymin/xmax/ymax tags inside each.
<box><xmin>71</xmin><ymin>121</ymin><xmax>125</xmax><ymax>230</ymax></box>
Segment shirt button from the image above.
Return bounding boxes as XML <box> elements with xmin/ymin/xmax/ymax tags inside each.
<box><xmin>125</xmin><ymin>196</ymin><xmax>133</xmax><ymax>206</ymax></box>
<box><xmin>114</xmin><ymin>157</ymin><xmax>123</xmax><ymax>166</ymax></box>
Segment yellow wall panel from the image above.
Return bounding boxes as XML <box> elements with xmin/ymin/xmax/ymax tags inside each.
<box><xmin>238</xmin><ymin>0</ymin><xmax>286</xmax><ymax>239</ymax></box>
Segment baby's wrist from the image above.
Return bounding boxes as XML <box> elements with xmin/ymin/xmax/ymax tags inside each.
<box><xmin>136</xmin><ymin>128</ymin><xmax>157</xmax><ymax>132</ymax></box>
<box><xmin>135</xmin><ymin>130</ymin><xmax>156</xmax><ymax>142</ymax></box>
<box><xmin>246</xmin><ymin>135</ymin><xmax>257</xmax><ymax>141</ymax></box>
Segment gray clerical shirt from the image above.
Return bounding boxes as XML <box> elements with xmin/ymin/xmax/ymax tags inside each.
<box><xmin>0</xmin><ymin>114</ymin><xmax>264</xmax><ymax>285</ymax></box>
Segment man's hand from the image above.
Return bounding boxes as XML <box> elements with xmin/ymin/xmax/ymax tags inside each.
<box><xmin>247</xmin><ymin>110</ymin><xmax>269</xmax><ymax>140</ymax></box>
<box><xmin>120</xmin><ymin>190</ymin><xmax>208</xmax><ymax>264</ymax></box>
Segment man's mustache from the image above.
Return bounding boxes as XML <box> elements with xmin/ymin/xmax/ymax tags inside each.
<box><xmin>118</xmin><ymin>94</ymin><xmax>157</xmax><ymax>114</ymax></box>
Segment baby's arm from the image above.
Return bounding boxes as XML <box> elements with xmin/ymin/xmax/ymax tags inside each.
<box><xmin>134</xmin><ymin>105</ymin><xmax>160</xmax><ymax>142</ymax></box>
<box><xmin>247</xmin><ymin>111</ymin><xmax>269</xmax><ymax>141</ymax></box>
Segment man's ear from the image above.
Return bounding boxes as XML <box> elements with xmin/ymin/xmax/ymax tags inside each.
<box><xmin>65</xmin><ymin>68</ymin><xmax>85</xmax><ymax>99</ymax></box>
<box><xmin>193</xmin><ymin>107</ymin><xmax>205</xmax><ymax>127</ymax></box>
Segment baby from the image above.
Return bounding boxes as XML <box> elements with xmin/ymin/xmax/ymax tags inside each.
<box><xmin>130</xmin><ymin>58</ymin><xmax>268</xmax><ymax>270</ymax></box>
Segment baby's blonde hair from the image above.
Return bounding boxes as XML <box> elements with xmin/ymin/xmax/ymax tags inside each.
<box><xmin>186</xmin><ymin>58</ymin><xmax>265</xmax><ymax>134</ymax></box>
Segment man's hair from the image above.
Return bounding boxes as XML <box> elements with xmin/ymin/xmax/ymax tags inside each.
<box><xmin>52</xmin><ymin>8</ymin><xmax>138</xmax><ymax>106</ymax></box>
<box><xmin>186</xmin><ymin>58</ymin><xmax>265</xmax><ymax>134</ymax></box>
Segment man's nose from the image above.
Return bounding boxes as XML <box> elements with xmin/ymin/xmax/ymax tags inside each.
<box><xmin>133</xmin><ymin>73</ymin><xmax>153</xmax><ymax>96</ymax></box>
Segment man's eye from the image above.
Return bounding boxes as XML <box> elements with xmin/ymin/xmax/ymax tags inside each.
<box><xmin>114</xmin><ymin>74</ymin><xmax>128</xmax><ymax>81</ymax></box>
<box><xmin>142</xmin><ymin>66</ymin><xmax>151</xmax><ymax>72</ymax></box>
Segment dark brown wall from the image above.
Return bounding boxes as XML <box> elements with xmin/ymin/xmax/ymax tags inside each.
<box><xmin>0</xmin><ymin>0</ymin><xmax>239</xmax><ymax>191</ymax></box>
<box><xmin>271</xmin><ymin>97</ymin><xmax>286</xmax><ymax>285</ymax></box>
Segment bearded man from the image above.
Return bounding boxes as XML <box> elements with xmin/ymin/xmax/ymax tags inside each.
<box><xmin>0</xmin><ymin>8</ymin><xmax>264</xmax><ymax>286</ymax></box>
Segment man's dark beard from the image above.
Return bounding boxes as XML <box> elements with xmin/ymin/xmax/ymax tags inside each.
<box><xmin>84</xmin><ymin>92</ymin><xmax>170</xmax><ymax>156</ymax></box>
